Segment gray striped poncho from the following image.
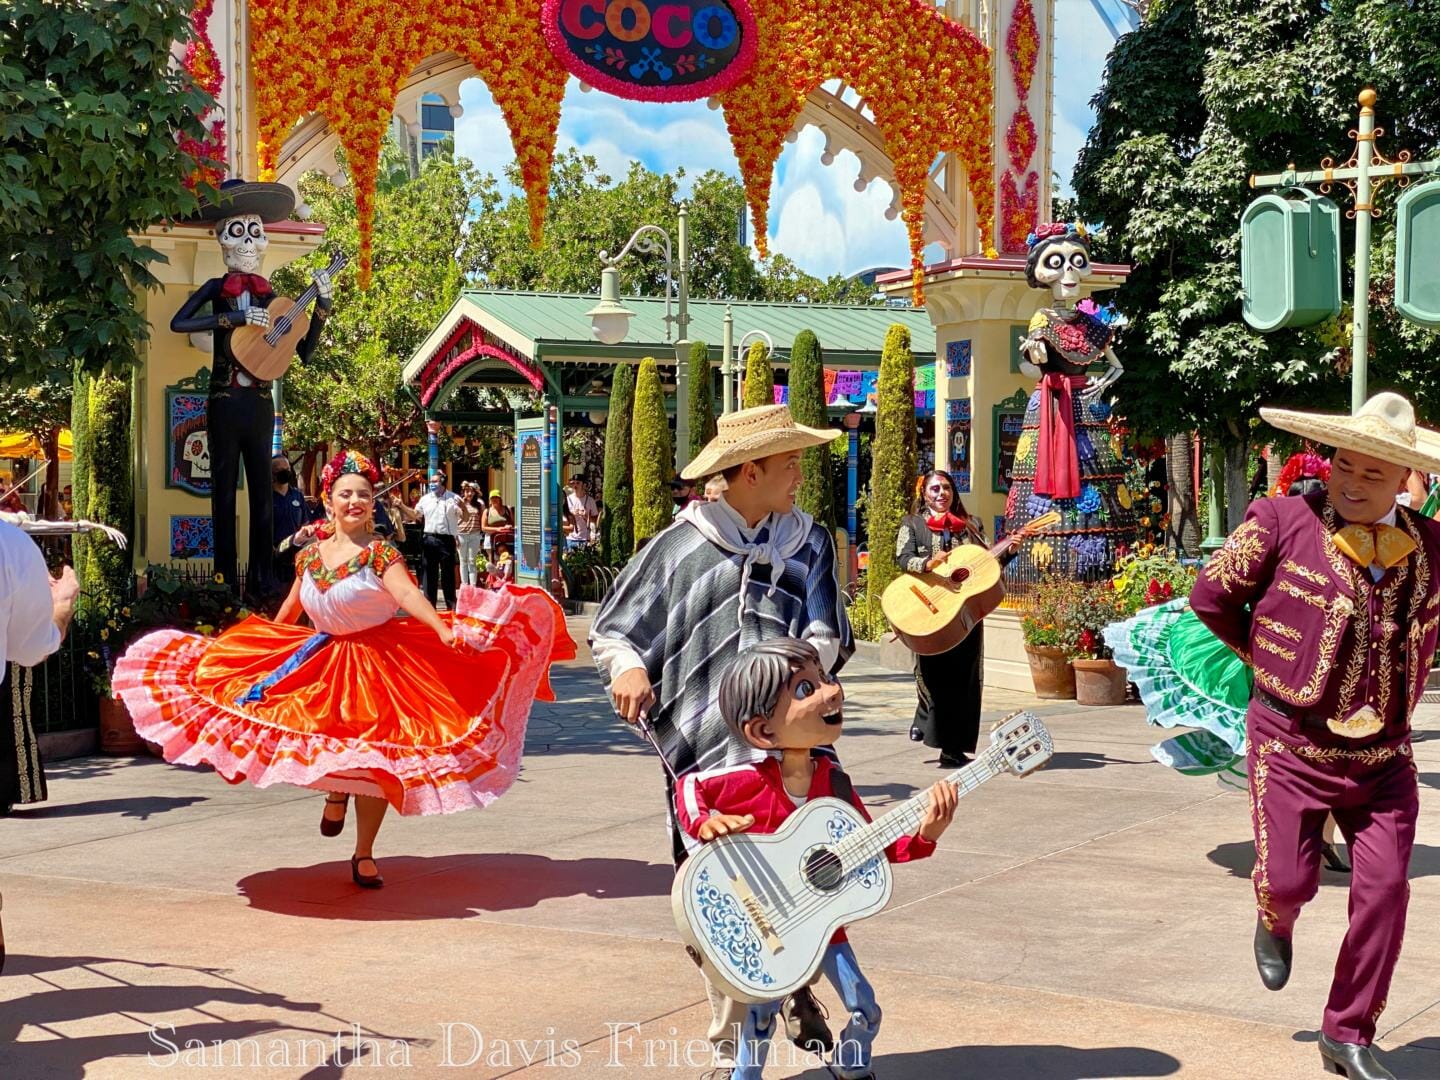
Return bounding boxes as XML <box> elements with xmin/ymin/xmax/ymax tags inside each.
<box><xmin>590</xmin><ymin>511</ymin><xmax>852</xmax><ymax>779</ymax></box>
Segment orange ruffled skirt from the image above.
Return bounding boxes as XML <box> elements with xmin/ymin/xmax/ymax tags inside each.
<box><xmin>112</xmin><ymin>585</ymin><xmax>575</xmax><ymax>815</ymax></box>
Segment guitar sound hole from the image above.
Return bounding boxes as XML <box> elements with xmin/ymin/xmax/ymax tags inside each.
<box><xmin>949</xmin><ymin>567</ymin><xmax>971</xmax><ymax>585</ymax></box>
<box><xmin>804</xmin><ymin>848</ymin><xmax>844</xmax><ymax>892</ymax></box>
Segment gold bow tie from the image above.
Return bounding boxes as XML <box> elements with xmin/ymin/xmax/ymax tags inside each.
<box><xmin>1332</xmin><ymin>523</ymin><xmax>1416</xmax><ymax>570</ymax></box>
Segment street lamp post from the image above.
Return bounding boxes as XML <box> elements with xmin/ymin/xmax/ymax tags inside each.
<box><xmin>721</xmin><ymin>305</ymin><xmax>735</xmax><ymax>415</ymax></box>
<box><xmin>734</xmin><ymin>329</ymin><xmax>774</xmax><ymax>407</ymax></box>
<box><xmin>586</xmin><ymin>205</ymin><xmax>692</xmax><ymax>473</ymax></box>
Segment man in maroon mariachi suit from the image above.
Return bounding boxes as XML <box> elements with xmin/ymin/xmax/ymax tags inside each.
<box><xmin>1189</xmin><ymin>393</ymin><xmax>1440</xmax><ymax>1080</ymax></box>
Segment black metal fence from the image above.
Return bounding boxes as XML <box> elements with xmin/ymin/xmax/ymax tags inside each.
<box><xmin>9</xmin><ymin>630</ymin><xmax>96</xmax><ymax>735</ymax></box>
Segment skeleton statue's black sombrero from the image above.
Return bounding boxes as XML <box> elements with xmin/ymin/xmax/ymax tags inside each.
<box><xmin>186</xmin><ymin>179</ymin><xmax>296</xmax><ymax>224</ymax></box>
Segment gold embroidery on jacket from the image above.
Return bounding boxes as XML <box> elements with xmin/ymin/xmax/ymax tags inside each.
<box><xmin>1321</xmin><ymin>504</ymin><xmax>1372</xmax><ymax>716</ymax></box>
<box><xmin>1255</xmin><ymin>615</ymin><xmax>1302</xmax><ymax>643</ymax></box>
<box><xmin>1404</xmin><ymin>513</ymin><xmax>1433</xmax><ymax>713</ymax></box>
<box><xmin>1282</xmin><ymin>559</ymin><xmax>1330</xmax><ymax>588</ymax></box>
<box><xmin>1286</xmin><ymin>741</ymin><xmax>1410</xmax><ymax>767</ymax></box>
<box><xmin>1376</xmin><ymin>562</ymin><xmax>1408</xmax><ymax>721</ymax></box>
<box><xmin>1276</xmin><ymin>579</ymin><xmax>1327</xmax><ymax>609</ymax></box>
<box><xmin>1254</xmin><ymin>636</ymin><xmax>1298</xmax><ymax>662</ymax></box>
<box><xmin>1203</xmin><ymin>518</ymin><xmax>1270</xmax><ymax>591</ymax></box>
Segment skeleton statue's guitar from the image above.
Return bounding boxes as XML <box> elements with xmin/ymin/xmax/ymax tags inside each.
<box><xmin>673</xmin><ymin>712</ymin><xmax>1053</xmax><ymax>1003</ymax></box>
<box><xmin>230</xmin><ymin>251</ymin><xmax>347</xmax><ymax>382</ymax></box>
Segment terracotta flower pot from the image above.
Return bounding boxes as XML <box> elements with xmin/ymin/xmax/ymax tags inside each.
<box><xmin>98</xmin><ymin>695</ymin><xmax>145</xmax><ymax>756</ymax></box>
<box><xmin>1073</xmin><ymin>657</ymin><xmax>1129</xmax><ymax>706</ymax></box>
<box><xmin>1025</xmin><ymin>645</ymin><xmax>1075</xmax><ymax>700</ymax></box>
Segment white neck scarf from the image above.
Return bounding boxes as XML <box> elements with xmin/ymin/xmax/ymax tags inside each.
<box><xmin>677</xmin><ymin>496</ymin><xmax>813</xmax><ymax>624</ymax></box>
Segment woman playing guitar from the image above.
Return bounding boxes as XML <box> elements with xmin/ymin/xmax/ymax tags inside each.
<box><xmin>895</xmin><ymin>470</ymin><xmax>1007</xmax><ymax>768</ymax></box>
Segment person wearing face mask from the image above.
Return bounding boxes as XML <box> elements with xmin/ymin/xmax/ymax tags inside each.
<box><xmin>1188</xmin><ymin>393</ymin><xmax>1440</xmax><ymax>1080</ymax></box>
<box><xmin>895</xmin><ymin>470</ymin><xmax>990</xmax><ymax>767</ymax></box>
<box><xmin>272</xmin><ymin>455</ymin><xmax>322</xmax><ymax>592</ymax></box>
<box><xmin>415</xmin><ymin>472</ymin><xmax>462</xmax><ymax>611</ymax></box>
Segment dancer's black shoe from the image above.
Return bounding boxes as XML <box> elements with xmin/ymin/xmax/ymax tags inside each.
<box><xmin>1318</xmin><ymin>1034</ymin><xmax>1395</xmax><ymax>1079</ymax></box>
<box><xmin>1320</xmin><ymin>841</ymin><xmax>1352</xmax><ymax>873</ymax></box>
<box><xmin>1253</xmin><ymin>916</ymin><xmax>1292</xmax><ymax>991</ymax></box>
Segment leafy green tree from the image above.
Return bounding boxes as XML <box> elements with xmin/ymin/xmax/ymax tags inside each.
<box><xmin>1073</xmin><ymin>0</ymin><xmax>1440</xmax><ymax>530</ymax></box>
<box><xmin>270</xmin><ymin>143</ymin><xmax>480</xmax><ymax>460</ymax></box>
<box><xmin>789</xmin><ymin>329</ymin><xmax>833</xmax><ymax>526</ymax></box>
<box><xmin>471</xmin><ymin>151</ymin><xmax>883</xmax><ymax>304</ymax></box>
<box><xmin>0</xmin><ymin>376</ymin><xmax>72</xmax><ymax>517</ymax></box>
<box><xmin>741</xmin><ymin>341</ymin><xmax>774</xmax><ymax>409</ymax></box>
<box><xmin>687</xmin><ymin>340</ymin><xmax>717</xmax><ymax>462</ymax></box>
<box><xmin>602</xmin><ymin>364</ymin><xmax>635</xmax><ymax>564</ymax></box>
<box><xmin>866</xmin><ymin>325</ymin><xmax>917</xmax><ymax>633</ymax></box>
<box><xmin>69</xmin><ymin>369</ymin><xmax>91</xmax><ymax>583</ymax></box>
<box><xmin>0</xmin><ymin>0</ymin><xmax>215</xmax><ymax>381</ymax></box>
<box><xmin>630</xmin><ymin>358</ymin><xmax>672</xmax><ymax>547</ymax></box>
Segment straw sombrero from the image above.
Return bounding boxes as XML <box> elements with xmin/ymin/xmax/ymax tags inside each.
<box><xmin>1260</xmin><ymin>392</ymin><xmax>1440</xmax><ymax>475</ymax></box>
<box><xmin>682</xmin><ymin>404</ymin><xmax>842</xmax><ymax>481</ymax></box>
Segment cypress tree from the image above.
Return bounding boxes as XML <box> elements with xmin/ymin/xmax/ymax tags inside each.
<box><xmin>69</xmin><ymin>366</ymin><xmax>92</xmax><ymax>587</ymax></box>
<box><xmin>687</xmin><ymin>340</ymin><xmax>717</xmax><ymax>461</ymax></box>
<box><xmin>83</xmin><ymin>371</ymin><xmax>133</xmax><ymax>607</ymax></box>
<box><xmin>789</xmin><ymin>329</ymin><xmax>833</xmax><ymax>526</ymax></box>
<box><xmin>866</xmin><ymin>324</ymin><xmax>918</xmax><ymax>632</ymax></box>
<box><xmin>602</xmin><ymin>364</ymin><xmax>635</xmax><ymax>564</ymax></box>
<box><xmin>741</xmin><ymin>340</ymin><xmax>774</xmax><ymax>409</ymax></box>
<box><xmin>631</xmin><ymin>357</ymin><xmax>673</xmax><ymax>548</ymax></box>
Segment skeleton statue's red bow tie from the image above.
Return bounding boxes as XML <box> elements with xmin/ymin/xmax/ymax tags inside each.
<box><xmin>220</xmin><ymin>273</ymin><xmax>273</xmax><ymax>299</ymax></box>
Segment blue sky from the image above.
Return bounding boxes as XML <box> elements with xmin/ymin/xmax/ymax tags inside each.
<box><xmin>454</xmin><ymin>0</ymin><xmax>1117</xmax><ymax>279</ymax></box>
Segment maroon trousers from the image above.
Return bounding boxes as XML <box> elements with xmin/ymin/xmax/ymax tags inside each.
<box><xmin>1246</xmin><ymin>712</ymin><xmax>1418</xmax><ymax>1045</ymax></box>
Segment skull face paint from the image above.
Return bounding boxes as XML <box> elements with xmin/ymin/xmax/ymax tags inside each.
<box><xmin>184</xmin><ymin>430</ymin><xmax>212</xmax><ymax>479</ymax></box>
<box><xmin>1031</xmin><ymin>238</ymin><xmax>1091</xmax><ymax>301</ymax></box>
<box><xmin>216</xmin><ymin>214</ymin><xmax>268</xmax><ymax>274</ymax></box>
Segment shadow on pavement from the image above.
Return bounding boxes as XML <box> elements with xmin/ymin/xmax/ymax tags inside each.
<box><xmin>8</xmin><ymin>795</ymin><xmax>209</xmax><ymax>821</ymax></box>
<box><xmin>236</xmin><ymin>852</ymin><xmax>673</xmax><ymax>919</ymax></box>
<box><xmin>1417</xmin><ymin>772</ymin><xmax>1440</xmax><ymax>790</ymax></box>
<box><xmin>1042</xmin><ymin>750</ymin><xmax>1138</xmax><ymax>771</ymax></box>
<box><xmin>795</xmin><ymin>1043</ymin><xmax>1180</xmax><ymax>1078</ymax></box>
<box><xmin>1208</xmin><ymin>840</ymin><xmax>1440</xmax><ymax>881</ymax></box>
<box><xmin>0</xmin><ymin>954</ymin><xmax>428</xmax><ymax>1080</ymax></box>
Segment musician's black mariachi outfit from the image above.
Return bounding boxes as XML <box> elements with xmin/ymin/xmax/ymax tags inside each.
<box><xmin>896</xmin><ymin>512</ymin><xmax>987</xmax><ymax>761</ymax></box>
<box><xmin>171</xmin><ymin>273</ymin><xmax>329</xmax><ymax>599</ymax></box>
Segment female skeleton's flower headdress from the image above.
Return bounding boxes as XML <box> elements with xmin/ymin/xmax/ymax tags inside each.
<box><xmin>321</xmin><ymin>449</ymin><xmax>382</xmax><ymax>493</ymax></box>
<box><xmin>1025</xmin><ymin>221</ymin><xmax>1088</xmax><ymax>249</ymax></box>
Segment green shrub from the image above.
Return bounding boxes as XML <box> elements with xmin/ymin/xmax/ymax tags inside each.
<box><xmin>687</xmin><ymin>339</ymin><xmax>716</xmax><ymax>461</ymax></box>
<box><xmin>631</xmin><ymin>357</ymin><xmax>672</xmax><ymax>547</ymax></box>
<box><xmin>789</xmin><ymin>329</ymin><xmax>833</xmax><ymax>527</ymax></box>
<box><xmin>81</xmin><ymin>371</ymin><xmax>132</xmax><ymax>610</ymax></box>
<box><xmin>865</xmin><ymin>325</ymin><xmax>917</xmax><ymax>632</ymax></box>
<box><xmin>602</xmin><ymin>364</ymin><xmax>635</xmax><ymax>563</ymax></box>
<box><xmin>69</xmin><ymin>365</ymin><xmax>92</xmax><ymax>585</ymax></box>
<box><xmin>741</xmin><ymin>340</ymin><xmax>774</xmax><ymax>409</ymax></box>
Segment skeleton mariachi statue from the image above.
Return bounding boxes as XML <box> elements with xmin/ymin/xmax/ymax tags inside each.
<box><xmin>171</xmin><ymin>181</ymin><xmax>333</xmax><ymax>599</ymax></box>
<box><xmin>1002</xmin><ymin>222</ymin><xmax>1138</xmax><ymax>581</ymax></box>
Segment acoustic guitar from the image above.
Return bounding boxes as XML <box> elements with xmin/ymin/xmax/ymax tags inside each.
<box><xmin>230</xmin><ymin>251</ymin><xmax>348</xmax><ymax>382</ymax></box>
<box><xmin>673</xmin><ymin>711</ymin><xmax>1053</xmax><ymax>1003</ymax></box>
<box><xmin>880</xmin><ymin>510</ymin><xmax>1061</xmax><ymax>655</ymax></box>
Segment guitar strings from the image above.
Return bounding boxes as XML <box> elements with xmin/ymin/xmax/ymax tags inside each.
<box><xmin>262</xmin><ymin>255</ymin><xmax>346</xmax><ymax>346</ymax></box>
<box><xmin>715</xmin><ymin>745</ymin><xmax>1010</xmax><ymax>939</ymax></box>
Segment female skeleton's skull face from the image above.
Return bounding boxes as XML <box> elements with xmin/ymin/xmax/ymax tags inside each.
<box><xmin>1034</xmin><ymin>238</ymin><xmax>1091</xmax><ymax>300</ymax></box>
<box><xmin>216</xmin><ymin>214</ymin><xmax>267</xmax><ymax>274</ymax></box>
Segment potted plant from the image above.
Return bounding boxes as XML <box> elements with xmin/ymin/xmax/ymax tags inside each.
<box><xmin>1069</xmin><ymin>579</ymin><xmax>1132</xmax><ymax>706</ymax></box>
<box><xmin>85</xmin><ymin>567</ymin><xmax>251</xmax><ymax>755</ymax></box>
<box><xmin>1111</xmin><ymin>546</ymin><xmax>1196</xmax><ymax>615</ymax></box>
<box><xmin>1020</xmin><ymin>576</ymin><xmax>1083</xmax><ymax>699</ymax></box>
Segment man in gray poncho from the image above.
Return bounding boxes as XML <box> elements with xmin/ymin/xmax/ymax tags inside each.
<box><xmin>591</xmin><ymin>404</ymin><xmax>853</xmax><ymax>1078</ymax></box>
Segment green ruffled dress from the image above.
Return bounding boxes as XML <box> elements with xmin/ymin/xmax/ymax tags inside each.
<box><xmin>1102</xmin><ymin>597</ymin><xmax>1250</xmax><ymax>789</ymax></box>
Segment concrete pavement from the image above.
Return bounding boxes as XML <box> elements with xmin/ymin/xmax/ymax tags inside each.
<box><xmin>2</xmin><ymin>618</ymin><xmax>1438</xmax><ymax>1078</ymax></box>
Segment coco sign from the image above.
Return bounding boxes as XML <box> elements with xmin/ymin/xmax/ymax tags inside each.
<box><xmin>542</xmin><ymin>0</ymin><xmax>757</xmax><ymax>102</ymax></box>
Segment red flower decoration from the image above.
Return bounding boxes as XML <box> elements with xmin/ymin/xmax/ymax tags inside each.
<box><xmin>1007</xmin><ymin>110</ymin><xmax>1036</xmax><ymax>172</ymax></box>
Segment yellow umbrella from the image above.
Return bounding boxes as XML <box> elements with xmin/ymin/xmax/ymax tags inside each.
<box><xmin>0</xmin><ymin>429</ymin><xmax>73</xmax><ymax>461</ymax></box>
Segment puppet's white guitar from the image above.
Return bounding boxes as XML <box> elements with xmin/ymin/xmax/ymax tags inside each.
<box><xmin>672</xmin><ymin>711</ymin><xmax>1053</xmax><ymax>1003</ymax></box>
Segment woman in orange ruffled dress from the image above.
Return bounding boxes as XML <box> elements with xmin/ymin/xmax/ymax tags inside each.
<box><xmin>113</xmin><ymin>450</ymin><xmax>573</xmax><ymax>888</ymax></box>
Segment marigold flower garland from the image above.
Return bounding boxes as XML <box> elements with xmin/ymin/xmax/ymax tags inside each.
<box><xmin>250</xmin><ymin>0</ymin><xmax>568</xmax><ymax>287</ymax></box>
<box><xmin>999</xmin><ymin>0</ymin><xmax>1040</xmax><ymax>251</ymax></box>
<box><xmin>180</xmin><ymin>0</ymin><xmax>226</xmax><ymax>189</ymax></box>
<box><xmin>718</xmin><ymin>0</ymin><xmax>993</xmax><ymax>304</ymax></box>
<box><xmin>248</xmin><ymin>0</ymin><xmax>994</xmax><ymax>299</ymax></box>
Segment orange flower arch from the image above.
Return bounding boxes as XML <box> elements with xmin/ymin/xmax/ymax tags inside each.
<box><xmin>250</xmin><ymin>0</ymin><xmax>994</xmax><ymax>299</ymax></box>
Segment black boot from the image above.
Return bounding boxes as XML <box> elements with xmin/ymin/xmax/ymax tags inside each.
<box><xmin>1318</xmin><ymin>1034</ymin><xmax>1396</xmax><ymax>1079</ymax></box>
<box><xmin>782</xmin><ymin>985</ymin><xmax>833</xmax><ymax>1056</ymax></box>
<box><xmin>1253</xmin><ymin>916</ymin><xmax>1292</xmax><ymax>991</ymax></box>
